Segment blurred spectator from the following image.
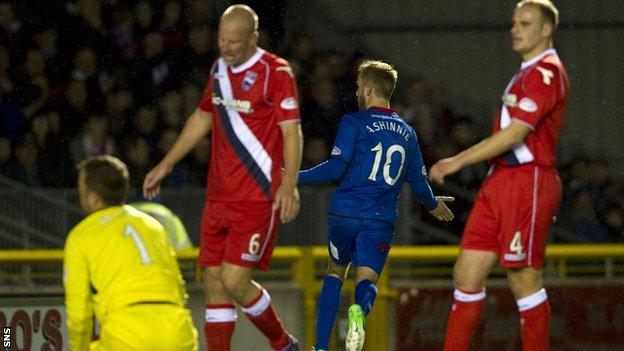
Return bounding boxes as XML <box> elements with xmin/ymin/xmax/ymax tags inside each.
<box><xmin>302</xmin><ymin>137</ymin><xmax>329</xmax><ymax>169</ymax></box>
<box><xmin>160</xmin><ymin>0</ymin><xmax>186</xmax><ymax>51</ymax></box>
<box><xmin>176</xmin><ymin>26</ymin><xmax>214</xmax><ymax>85</ymax></box>
<box><xmin>61</xmin><ymin>0</ymin><xmax>108</xmax><ymax>57</ymax></box>
<box><xmin>0</xmin><ymin>1</ymin><xmax>26</xmax><ymax>54</ymax></box>
<box><xmin>561</xmin><ymin>189</ymin><xmax>609</xmax><ymax>242</ymax></box>
<box><xmin>449</xmin><ymin>118</ymin><xmax>488</xmax><ymax>190</ymax></box>
<box><xmin>301</xmin><ymin>79</ymin><xmax>341</xmax><ymax>141</ymax></box>
<box><xmin>104</xmin><ymin>84</ymin><xmax>134</xmax><ymax>137</ymax></box>
<box><xmin>0</xmin><ymin>46</ymin><xmax>13</xmax><ymax>96</ymax></box>
<box><xmin>159</xmin><ymin>90</ymin><xmax>182</xmax><ymax>130</ymax></box>
<box><xmin>124</xmin><ymin>136</ymin><xmax>152</xmax><ymax>193</ymax></box>
<box><xmin>156</xmin><ymin>128</ymin><xmax>193</xmax><ymax>187</ymax></box>
<box><xmin>109</xmin><ymin>7</ymin><xmax>140</xmax><ymax>62</ymax></box>
<box><xmin>0</xmin><ymin>136</ymin><xmax>10</xmax><ymax>174</ymax></box>
<box><xmin>133</xmin><ymin>1</ymin><xmax>155</xmax><ymax>40</ymax></box>
<box><xmin>4</xmin><ymin>134</ymin><xmax>42</xmax><ymax>187</ymax></box>
<box><xmin>33</xmin><ymin>24</ymin><xmax>64</xmax><ymax>82</ymax></box>
<box><xmin>132</xmin><ymin>105</ymin><xmax>159</xmax><ymax>146</ymax></box>
<box><xmin>189</xmin><ymin>138</ymin><xmax>210</xmax><ymax>184</ymax></box>
<box><xmin>598</xmin><ymin>203</ymin><xmax>624</xmax><ymax>242</ymax></box>
<box><xmin>184</xmin><ymin>0</ymin><xmax>210</xmax><ymax>29</ymax></box>
<box><xmin>180</xmin><ymin>82</ymin><xmax>201</xmax><ymax>117</ymax></box>
<box><xmin>33</xmin><ymin>110</ymin><xmax>73</xmax><ymax>187</ymax></box>
<box><xmin>60</xmin><ymin>79</ymin><xmax>90</xmax><ymax>137</ymax></box>
<box><xmin>131</xmin><ymin>32</ymin><xmax>171</xmax><ymax>103</ymax></box>
<box><xmin>69</xmin><ymin>114</ymin><xmax>117</xmax><ymax>166</ymax></box>
<box><xmin>71</xmin><ymin>47</ymin><xmax>105</xmax><ymax>109</ymax></box>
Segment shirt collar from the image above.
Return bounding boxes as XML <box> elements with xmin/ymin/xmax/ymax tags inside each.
<box><xmin>520</xmin><ymin>48</ymin><xmax>557</xmax><ymax>70</ymax></box>
<box><xmin>227</xmin><ymin>48</ymin><xmax>265</xmax><ymax>74</ymax></box>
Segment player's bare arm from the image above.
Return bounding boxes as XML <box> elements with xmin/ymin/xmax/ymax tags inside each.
<box><xmin>275</xmin><ymin>121</ymin><xmax>303</xmax><ymax>223</ymax></box>
<box><xmin>429</xmin><ymin>121</ymin><xmax>531</xmax><ymax>184</ymax></box>
<box><xmin>143</xmin><ymin>108</ymin><xmax>213</xmax><ymax>199</ymax></box>
<box><xmin>429</xmin><ymin>196</ymin><xmax>455</xmax><ymax>222</ymax></box>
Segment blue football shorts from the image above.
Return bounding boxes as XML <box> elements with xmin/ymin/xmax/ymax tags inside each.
<box><xmin>327</xmin><ymin>215</ymin><xmax>393</xmax><ymax>275</ymax></box>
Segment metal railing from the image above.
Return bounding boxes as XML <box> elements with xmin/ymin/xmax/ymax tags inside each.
<box><xmin>2</xmin><ymin>244</ymin><xmax>624</xmax><ymax>350</ymax></box>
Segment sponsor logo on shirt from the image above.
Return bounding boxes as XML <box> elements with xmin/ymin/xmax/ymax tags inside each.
<box><xmin>242</xmin><ymin>71</ymin><xmax>258</xmax><ymax>91</ymax></box>
<box><xmin>536</xmin><ymin>66</ymin><xmax>554</xmax><ymax>85</ymax></box>
<box><xmin>518</xmin><ymin>97</ymin><xmax>538</xmax><ymax>113</ymax></box>
<box><xmin>502</xmin><ymin>93</ymin><xmax>518</xmax><ymax>107</ymax></box>
<box><xmin>331</xmin><ymin>146</ymin><xmax>342</xmax><ymax>156</ymax></box>
<box><xmin>212</xmin><ymin>95</ymin><xmax>253</xmax><ymax>114</ymax></box>
<box><xmin>280</xmin><ymin>97</ymin><xmax>298</xmax><ymax>110</ymax></box>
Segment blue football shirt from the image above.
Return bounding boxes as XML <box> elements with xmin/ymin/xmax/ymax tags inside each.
<box><xmin>328</xmin><ymin>106</ymin><xmax>429</xmax><ymax>225</ymax></box>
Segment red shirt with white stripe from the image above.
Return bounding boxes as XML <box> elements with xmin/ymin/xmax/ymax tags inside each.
<box><xmin>198</xmin><ymin>48</ymin><xmax>301</xmax><ymax>202</ymax></box>
<box><xmin>491</xmin><ymin>48</ymin><xmax>570</xmax><ymax>168</ymax></box>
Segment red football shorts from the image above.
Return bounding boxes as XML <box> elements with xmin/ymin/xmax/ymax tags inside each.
<box><xmin>198</xmin><ymin>201</ymin><xmax>280</xmax><ymax>270</ymax></box>
<box><xmin>461</xmin><ymin>165</ymin><xmax>562</xmax><ymax>268</ymax></box>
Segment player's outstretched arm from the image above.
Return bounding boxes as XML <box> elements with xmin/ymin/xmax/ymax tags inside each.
<box><xmin>429</xmin><ymin>121</ymin><xmax>531</xmax><ymax>184</ymax></box>
<box><xmin>428</xmin><ymin>196</ymin><xmax>454</xmax><ymax>222</ymax></box>
<box><xmin>275</xmin><ymin>122</ymin><xmax>303</xmax><ymax>223</ymax></box>
<box><xmin>143</xmin><ymin>108</ymin><xmax>212</xmax><ymax>199</ymax></box>
<box><xmin>298</xmin><ymin>157</ymin><xmax>348</xmax><ymax>184</ymax></box>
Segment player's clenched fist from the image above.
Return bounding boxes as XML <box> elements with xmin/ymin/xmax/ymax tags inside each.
<box><xmin>143</xmin><ymin>163</ymin><xmax>172</xmax><ymax>200</ymax></box>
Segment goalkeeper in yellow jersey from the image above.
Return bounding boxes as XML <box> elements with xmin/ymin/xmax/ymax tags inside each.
<box><xmin>63</xmin><ymin>155</ymin><xmax>198</xmax><ymax>351</ymax></box>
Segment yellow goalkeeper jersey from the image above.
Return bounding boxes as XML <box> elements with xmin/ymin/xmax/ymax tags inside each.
<box><xmin>63</xmin><ymin>205</ymin><xmax>189</xmax><ymax>351</ymax></box>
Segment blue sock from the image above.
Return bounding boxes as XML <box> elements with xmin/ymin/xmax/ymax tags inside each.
<box><xmin>315</xmin><ymin>275</ymin><xmax>343</xmax><ymax>350</ymax></box>
<box><xmin>355</xmin><ymin>279</ymin><xmax>378</xmax><ymax>316</ymax></box>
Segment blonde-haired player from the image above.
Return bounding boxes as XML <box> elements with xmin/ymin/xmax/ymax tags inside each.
<box><xmin>63</xmin><ymin>155</ymin><xmax>198</xmax><ymax>350</ymax></box>
<box><xmin>430</xmin><ymin>1</ymin><xmax>569</xmax><ymax>349</ymax></box>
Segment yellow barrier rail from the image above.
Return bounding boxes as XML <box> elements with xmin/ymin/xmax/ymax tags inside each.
<box><xmin>2</xmin><ymin>244</ymin><xmax>624</xmax><ymax>350</ymax></box>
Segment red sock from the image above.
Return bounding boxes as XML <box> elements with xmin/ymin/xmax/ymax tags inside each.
<box><xmin>517</xmin><ymin>289</ymin><xmax>550</xmax><ymax>351</ymax></box>
<box><xmin>204</xmin><ymin>304</ymin><xmax>237</xmax><ymax>351</ymax></box>
<box><xmin>443</xmin><ymin>288</ymin><xmax>486</xmax><ymax>351</ymax></box>
<box><xmin>242</xmin><ymin>288</ymin><xmax>290</xmax><ymax>350</ymax></box>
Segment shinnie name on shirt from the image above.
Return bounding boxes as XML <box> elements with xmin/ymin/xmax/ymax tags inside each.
<box><xmin>365</xmin><ymin>116</ymin><xmax>411</xmax><ymax>141</ymax></box>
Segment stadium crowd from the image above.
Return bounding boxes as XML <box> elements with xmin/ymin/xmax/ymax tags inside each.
<box><xmin>0</xmin><ymin>0</ymin><xmax>622</xmax><ymax>242</ymax></box>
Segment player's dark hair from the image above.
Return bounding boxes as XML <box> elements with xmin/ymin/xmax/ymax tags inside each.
<box><xmin>78</xmin><ymin>155</ymin><xmax>129</xmax><ymax>206</ymax></box>
<box><xmin>517</xmin><ymin>0</ymin><xmax>559</xmax><ymax>29</ymax></box>
<box><xmin>358</xmin><ymin>60</ymin><xmax>398</xmax><ymax>100</ymax></box>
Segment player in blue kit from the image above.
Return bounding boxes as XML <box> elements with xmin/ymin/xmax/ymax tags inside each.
<box><xmin>299</xmin><ymin>60</ymin><xmax>455</xmax><ymax>351</ymax></box>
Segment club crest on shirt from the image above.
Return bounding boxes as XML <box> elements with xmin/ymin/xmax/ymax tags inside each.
<box><xmin>242</xmin><ymin>71</ymin><xmax>258</xmax><ymax>91</ymax></box>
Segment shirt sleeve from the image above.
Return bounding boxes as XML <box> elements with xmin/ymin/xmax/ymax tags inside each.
<box><xmin>63</xmin><ymin>232</ymin><xmax>94</xmax><ymax>351</ymax></box>
<box><xmin>298</xmin><ymin>157</ymin><xmax>348</xmax><ymax>184</ymax></box>
<box><xmin>197</xmin><ymin>63</ymin><xmax>217</xmax><ymax>113</ymax></box>
<box><xmin>404</xmin><ymin>134</ymin><xmax>438</xmax><ymax>210</ymax></box>
<box><xmin>268</xmin><ymin>59</ymin><xmax>301</xmax><ymax>124</ymax></box>
<box><xmin>404</xmin><ymin>132</ymin><xmax>428</xmax><ymax>184</ymax></box>
<box><xmin>508</xmin><ymin>64</ymin><xmax>560</xmax><ymax>129</ymax></box>
<box><xmin>330</xmin><ymin>115</ymin><xmax>358</xmax><ymax>164</ymax></box>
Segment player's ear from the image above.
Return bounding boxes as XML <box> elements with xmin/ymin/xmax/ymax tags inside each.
<box><xmin>542</xmin><ymin>21</ymin><xmax>553</xmax><ymax>38</ymax></box>
<box><xmin>87</xmin><ymin>190</ymin><xmax>101</xmax><ymax>208</ymax></box>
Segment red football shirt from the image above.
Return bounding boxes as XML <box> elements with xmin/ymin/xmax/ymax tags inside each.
<box><xmin>491</xmin><ymin>48</ymin><xmax>570</xmax><ymax>167</ymax></box>
<box><xmin>198</xmin><ymin>48</ymin><xmax>301</xmax><ymax>202</ymax></box>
